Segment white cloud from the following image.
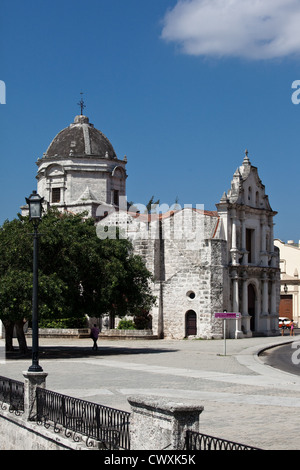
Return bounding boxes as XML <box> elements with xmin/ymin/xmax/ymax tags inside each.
<box><xmin>161</xmin><ymin>0</ymin><xmax>300</xmax><ymax>59</ymax></box>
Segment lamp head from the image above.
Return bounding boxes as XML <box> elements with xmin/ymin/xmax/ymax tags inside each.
<box><xmin>26</xmin><ymin>190</ymin><xmax>44</xmax><ymax>224</ymax></box>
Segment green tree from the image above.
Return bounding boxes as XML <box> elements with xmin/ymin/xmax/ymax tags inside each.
<box><xmin>0</xmin><ymin>217</ymin><xmax>33</xmax><ymax>352</ymax></box>
<box><xmin>0</xmin><ymin>210</ymin><xmax>156</xmax><ymax>352</ymax></box>
<box><xmin>0</xmin><ymin>269</ymin><xmax>67</xmax><ymax>352</ymax></box>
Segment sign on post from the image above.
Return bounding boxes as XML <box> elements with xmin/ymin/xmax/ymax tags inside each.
<box><xmin>214</xmin><ymin>312</ymin><xmax>241</xmax><ymax>355</ymax></box>
<box><xmin>215</xmin><ymin>312</ymin><xmax>241</xmax><ymax>319</ymax></box>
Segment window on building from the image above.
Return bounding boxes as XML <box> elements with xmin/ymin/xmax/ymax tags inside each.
<box><xmin>256</xmin><ymin>191</ymin><xmax>260</xmax><ymax>207</ymax></box>
<box><xmin>280</xmin><ymin>260</ymin><xmax>286</xmax><ymax>273</ymax></box>
<box><xmin>52</xmin><ymin>188</ymin><xmax>61</xmax><ymax>203</ymax></box>
<box><xmin>246</xmin><ymin>228</ymin><xmax>254</xmax><ymax>263</ymax></box>
<box><xmin>113</xmin><ymin>190</ymin><xmax>119</xmax><ymax>206</ymax></box>
<box><xmin>187</xmin><ymin>291</ymin><xmax>196</xmax><ymax>299</ymax></box>
<box><xmin>248</xmin><ymin>186</ymin><xmax>252</xmax><ymax>203</ymax></box>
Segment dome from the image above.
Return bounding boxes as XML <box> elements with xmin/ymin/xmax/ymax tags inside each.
<box><xmin>44</xmin><ymin>115</ymin><xmax>117</xmax><ymax>159</ymax></box>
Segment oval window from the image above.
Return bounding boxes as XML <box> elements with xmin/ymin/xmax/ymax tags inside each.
<box><xmin>187</xmin><ymin>291</ymin><xmax>196</xmax><ymax>299</ymax></box>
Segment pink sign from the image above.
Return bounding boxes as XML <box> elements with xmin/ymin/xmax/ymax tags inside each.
<box><xmin>215</xmin><ymin>312</ymin><xmax>241</xmax><ymax>319</ymax></box>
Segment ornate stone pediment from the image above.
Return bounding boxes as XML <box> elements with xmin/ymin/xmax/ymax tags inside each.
<box><xmin>218</xmin><ymin>150</ymin><xmax>274</xmax><ymax>213</ymax></box>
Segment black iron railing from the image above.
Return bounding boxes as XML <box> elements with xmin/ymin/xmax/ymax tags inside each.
<box><xmin>36</xmin><ymin>387</ymin><xmax>130</xmax><ymax>449</ymax></box>
<box><xmin>0</xmin><ymin>375</ymin><xmax>24</xmax><ymax>414</ymax></box>
<box><xmin>185</xmin><ymin>431</ymin><xmax>262</xmax><ymax>451</ymax></box>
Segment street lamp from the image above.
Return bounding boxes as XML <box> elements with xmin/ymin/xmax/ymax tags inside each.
<box><xmin>25</xmin><ymin>190</ymin><xmax>44</xmax><ymax>372</ymax></box>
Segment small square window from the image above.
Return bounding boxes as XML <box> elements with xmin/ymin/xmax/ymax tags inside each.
<box><xmin>52</xmin><ymin>188</ymin><xmax>61</xmax><ymax>203</ymax></box>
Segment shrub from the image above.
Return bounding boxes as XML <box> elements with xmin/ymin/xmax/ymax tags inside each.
<box><xmin>117</xmin><ymin>319</ymin><xmax>136</xmax><ymax>330</ymax></box>
<box><xmin>39</xmin><ymin>317</ymin><xmax>87</xmax><ymax>329</ymax></box>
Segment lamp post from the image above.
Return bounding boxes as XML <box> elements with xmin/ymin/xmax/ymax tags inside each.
<box><xmin>26</xmin><ymin>190</ymin><xmax>44</xmax><ymax>372</ymax></box>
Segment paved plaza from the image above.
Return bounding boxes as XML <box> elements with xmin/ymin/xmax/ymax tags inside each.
<box><xmin>1</xmin><ymin>333</ymin><xmax>300</xmax><ymax>450</ymax></box>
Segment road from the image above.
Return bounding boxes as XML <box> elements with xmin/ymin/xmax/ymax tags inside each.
<box><xmin>260</xmin><ymin>338</ymin><xmax>300</xmax><ymax>376</ymax></box>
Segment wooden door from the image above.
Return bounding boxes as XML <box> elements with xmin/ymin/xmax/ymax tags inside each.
<box><xmin>279</xmin><ymin>295</ymin><xmax>293</xmax><ymax>319</ymax></box>
<box><xmin>186</xmin><ymin>311</ymin><xmax>197</xmax><ymax>336</ymax></box>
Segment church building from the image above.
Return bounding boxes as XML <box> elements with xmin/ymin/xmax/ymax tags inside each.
<box><xmin>22</xmin><ymin>112</ymin><xmax>280</xmax><ymax>339</ymax></box>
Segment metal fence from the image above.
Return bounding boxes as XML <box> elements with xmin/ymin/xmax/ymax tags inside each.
<box><xmin>0</xmin><ymin>375</ymin><xmax>24</xmax><ymax>414</ymax></box>
<box><xmin>36</xmin><ymin>387</ymin><xmax>130</xmax><ymax>449</ymax></box>
<box><xmin>185</xmin><ymin>430</ymin><xmax>262</xmax><ymax>451</ymax></box>
<box><xmin>0</xmin><ymin>374</ymin><xmax>262</xmax><ymax>451</ymax></box>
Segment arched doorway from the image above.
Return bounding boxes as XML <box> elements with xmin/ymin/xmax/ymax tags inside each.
<box><xmin>186</xmin><ymin>310</ymin><xmax>197</xmax><ymax>336</ymax></box>
<box><xmin>248</xmin><ymin>284</ymin><xmax>256</xmax><ymax>332</ymax></box>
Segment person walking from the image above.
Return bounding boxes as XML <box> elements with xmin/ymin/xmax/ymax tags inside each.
<box><xmin>91</xmin><ymin>324</ymin><xmax>100</xmax><ymax>350</ymax></box>
<box><xmin>290</xmin><ymin>321</ymin><xmax>295</xmax><ymax>336</ymax></box>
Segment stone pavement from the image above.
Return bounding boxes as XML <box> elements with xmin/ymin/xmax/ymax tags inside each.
<box><xmin>1</xmin><ymin>333</ymin><xmax>300</xmax><ymax>450</ymax></box>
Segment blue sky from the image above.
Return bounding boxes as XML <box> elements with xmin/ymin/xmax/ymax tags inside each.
<box><xmin>1</xmin><ymin>0</ymin><xmax>300</xmax><ymax>242</ymax></box>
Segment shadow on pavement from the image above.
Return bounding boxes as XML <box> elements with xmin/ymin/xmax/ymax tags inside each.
<box><xmin>5</xmin><ymin>345</ymin><xmax>178</xmax><ymax>360</ymax></box>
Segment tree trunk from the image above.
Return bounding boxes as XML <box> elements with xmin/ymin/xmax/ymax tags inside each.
<box><xmin>3</xmin><ymin>320</ymin><xmax>14</xmax><ymax>351</ymax></box>
<box><xmin>15</xmin><ymin>319</ymin><xmax>28</xmax><ymax>354</ymax></box>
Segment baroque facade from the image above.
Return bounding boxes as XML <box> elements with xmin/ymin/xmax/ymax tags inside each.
<box><xmin>22</xmin><ymin>113</ymin><xmax>280</xmax><ymax>339</ymax></box>
<box><xmin>214</xmin><ymin>152</ymin><xmax>280</xmax><ymax>338</ymax></box>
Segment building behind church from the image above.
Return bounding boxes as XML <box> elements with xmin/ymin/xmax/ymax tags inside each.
<box><xmin>274</xmin><ymin>239</ymin><xmax>300</xmax><ymax>327</ymax></box>
<box><xmin>21</xmin><ymin>113</ymin><xmax>280</xmax><ymax>340</ymax></box>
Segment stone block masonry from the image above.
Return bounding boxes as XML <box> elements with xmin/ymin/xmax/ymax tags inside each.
<box><xmin>0</xmin><ymin>409</ymin><xmax>87</xmax><ymax>450</ymax></box>
<box><xmin>127</xmin><ymin>395</ymin><xmax>204</xmax><ymax>451</ymax></box>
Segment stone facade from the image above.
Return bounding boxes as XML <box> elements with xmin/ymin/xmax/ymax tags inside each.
<box><xmin>20</xmin><ymin>112</ymin><xmax>280</xmax><ymax>340</ymax></box>
<box><xmin>214</xmin><ymin>151</ymin><xmax>280</xmax><ymax>338</ymax></box>
<box><xmin>98</xmin><ymin>151</ymin><xmax>280</xmax><ymax>339</ymax></box>
<box><xmin>133</xmin><ymin>210</ymin><xmax>227</xmax><ymax>340</ymax></box>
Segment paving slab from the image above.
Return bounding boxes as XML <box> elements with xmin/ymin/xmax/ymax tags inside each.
<box><xmin>1</xmin><ymin>334</ymin><xmax>300</xmax><ymax>450</ymax></box>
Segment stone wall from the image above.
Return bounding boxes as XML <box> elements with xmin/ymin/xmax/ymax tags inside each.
<box><xmin>132</xmin><ymin>210</ymin><xmax>228</xmax><ymax>340</ymax></box>
<box><xmin>0</xmin><ymin>408</ymin><xmax>87</xmax><ymax>450</ymax></box>
<box><xmin>26</xmin><ymin>328</ymin><xmax>90</xmax><ymax>338</ymax></box>
<box><xmin>128</xmin><ymin>395</ymin><xmax>203</xmax><ymax>450</ymax></box>
<box><xmin>99</xmin><ymin>329</ymin><xmax>157</xmax><ymax>339</ymax></box>
<box><xmin>159</xmin><ymin>238</ymin><xmax>227</xmax><ymax>339</ymax></box>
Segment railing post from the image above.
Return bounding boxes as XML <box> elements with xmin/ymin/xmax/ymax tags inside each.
<box><xmin>96</xmin><ymin>406</ymin><xmax>100</xmax><ymax>441</ymax></box>
<box><xmin>22</xmin><ymin>371</ymin><xmax>48</xmax><ymax>421</ymax></box>
<box><xmin>61</xmin><ymin>395</ymin><xmax>66</xmax><ymax>428</ymax></box>
<box><xmin>185</xmin><ymin>430</ymin><xmax>191</xmax><ymax>450</ymax></box>
<box><xmin>9</xmin><ymin>379</ymin><xmax>13</xmax><ymax>406</ymax></box>
<box><xmin>127</xmin><ymin>395</ymin><xmax>204</xmax><ymax>450</ymax></box>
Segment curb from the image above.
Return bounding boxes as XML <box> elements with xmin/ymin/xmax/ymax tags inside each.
<box><xmin>235</xmin><ymin>337</ymin><xmax>300</xmax><ymax>384</ymax></box>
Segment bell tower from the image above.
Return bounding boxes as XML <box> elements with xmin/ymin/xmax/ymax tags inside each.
<box><xmin>22</xmin><ymin>112</ymin><xmax>128</xmax><ymax>219</ymax></box>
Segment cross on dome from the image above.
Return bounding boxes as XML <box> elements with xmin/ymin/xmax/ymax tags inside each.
<box><xmin>77</xmin><ymin>92</ymin><xmax>86</xmax><ymax>115</ymax></box>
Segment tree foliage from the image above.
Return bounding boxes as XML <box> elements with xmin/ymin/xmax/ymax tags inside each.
<box><xmin>0</xmin><ymin>210</ymin><xmax>156</xmax><ymax>351</ymax></box>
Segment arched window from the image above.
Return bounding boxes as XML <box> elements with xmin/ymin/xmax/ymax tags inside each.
<box><xmin>46</xmin><ymin>164</ymin><xmax>66</xmax><ymax>205</ymax></box>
